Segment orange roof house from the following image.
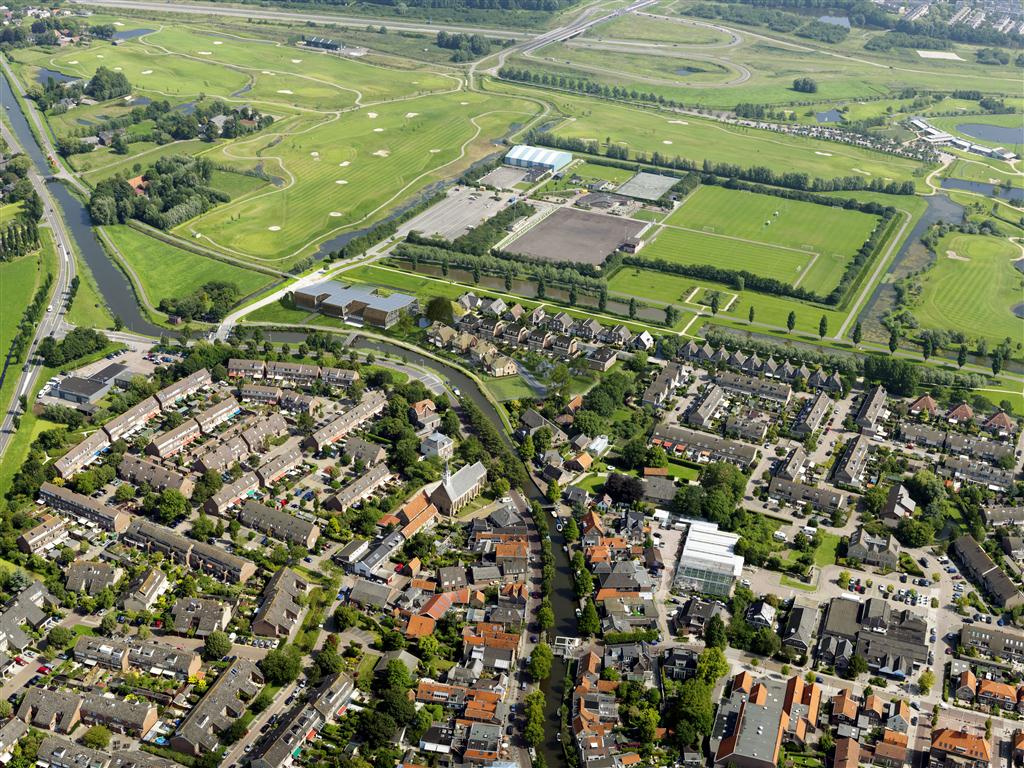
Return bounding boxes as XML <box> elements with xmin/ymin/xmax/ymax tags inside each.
<box><xmin>931</xmin><ymin>728</ymin><xmax>991</xmax><ymax>765</ymax></box>
<box><xmin>406</xmin><ymin>614</ymin><xmax>437</xmax><ymax>638</ymax></box>
<box><xmin>831</xmin><ymin>689</ymin><xmax>858</xmax><ymax>723</ymax></box>
<box><xmin>834</xmin><ymin>738</ymin><xmax>859</xmax><ymax>768</ymax></box>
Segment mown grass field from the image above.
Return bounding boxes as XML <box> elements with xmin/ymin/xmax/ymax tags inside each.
<box><xmin>643</xmin><ymin>226</ymin><xmax>813</xmax><ymax>284</ymax></box>
<box><xmin>102</xmin><ymin>225</ymin><xmax>275</xmax><ymax>305</ymax></box>
<box><xmin>658</xmin><ymin>185</ymin><xmax>880</xmax><ymax>293</ymax></box>
<box><xmin>189</xmin><ymin>90</ymin><xmax>539</xmax><ymax>264</ymax></box>
<box><xmin>913</xmin><ymin>233</ymin><xmax>1023</xmax><ymax>345</ymax></box>
<box><xmin>584</xmin><ymin>13</ymin><xmax>732</xmax><ymax>45</ymax></box>
<box><xmin>484</xmin><ymin>82</ymin><xmax>928</xmax><ymax>188</ymax></box>
<box><xmin>607</xmin><ymin>265</ymin><xmax>847</xmax><ymax>335</ymax></box>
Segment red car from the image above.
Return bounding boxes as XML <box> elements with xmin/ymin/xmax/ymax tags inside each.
<box><xmin>13</xmin><ymin>657</ymin><xmax>25</xmax><ymax>666</ymax></box>
<box><xmin>36</xmin><ymin>665</ymin><xmax>51</xmax><ymax>674</ymax></box>
<box><xmin>394</xmin><ymin>563</ymin><xmax>404</xmax><ymax>573</ymax></box>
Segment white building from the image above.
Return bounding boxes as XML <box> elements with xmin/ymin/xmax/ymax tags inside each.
<box><xmin>672</xmin><ymin>520</ymin><xmax>744</xmax><ymax>597</ymax></box>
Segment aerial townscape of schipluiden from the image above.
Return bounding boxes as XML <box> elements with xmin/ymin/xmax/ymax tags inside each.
<box><xmin>0</xmin><ymin>0</ymin><xmax>1022</xmax><ymax>767</ymax></box>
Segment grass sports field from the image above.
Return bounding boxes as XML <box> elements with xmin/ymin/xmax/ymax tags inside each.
<box><xmin>608</xmin><ymin>265</ymin><xmax>847</xmax><ymax>336</ymax></box>
<box><xmin>655</xmin><ymin>185</ymin><xmax>880</xmax><ymax>293</ymax></box>
<box><xmin>102</xmin><ymin>225</ymin><xmax>275</xmax><ymax>306</ymax></box>
<box><xmin>913</xmin><ymin>234</ymin><xmax>1023</xmax><ymax>345</ymax></box>
<box><xmin>189</xmin><ymin>90</ymin><xmax>538</xmax><ymax>264</ymax></box>
<box><xmin>643</xmin><ymin>227</ymin><xmax>814</xmax><ymax>285</ymax></box>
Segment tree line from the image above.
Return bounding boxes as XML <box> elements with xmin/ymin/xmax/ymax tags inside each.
<box><xmin>0</xmin><ymin>218</ymin><xmax>40</xmax><ymax>262</ymax></box>
<box><xmin>38</xmin><ymin>328</ymin><xmax>109</xmax><ymax>368</ymax></box>
<box><xmin>158</xmin><ymin>281</ymin><xmax>241</xmax><ymax>323</ymax></box>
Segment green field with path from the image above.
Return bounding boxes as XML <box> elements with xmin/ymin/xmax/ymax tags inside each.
<box><xmin>102</xmin><ymin>225</ymin><xmax>275</xmax><ymax>306</ymax></box>
<box><xmin>913</xmin><ymin>233</ymin><xmax>1024</xmax><ymax>345</ymax></box>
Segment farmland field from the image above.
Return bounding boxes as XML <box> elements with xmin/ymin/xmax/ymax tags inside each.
<box><xmin>912</xmin><ymin>234</ymin><xmax>1024</xmax><ymax>345</ymax></box>
<box><xmin>101</xmin><ymin>225</ymin><xmax>276</xmax><ymax>307</ymax></box>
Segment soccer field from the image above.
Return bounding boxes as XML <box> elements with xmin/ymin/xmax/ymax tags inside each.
<box><xmin>914</xmin><ymin>234</ymin><xmax>1023</xmax><ymax>345</ymax></box>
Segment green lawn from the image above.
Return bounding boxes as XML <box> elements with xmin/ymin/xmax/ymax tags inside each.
<box><xmin>66</xmin><ymin>242</ymin><xmax>115</xmax><ymax>330</ymax></box>
<box><xmin>482</xmin><ymin>375</ymin><xmax>534</xmax><ymax>402</ymax></box>
<box><xmin>912</xmin><ymin>233</ymin><xmax>1023</xmax><ymax>345</ymax></box>
<box><xmin>584</xmin><ymin>13</ymin><xmax>733</xmax><ymax>45</ymax></box>
<box><xmin>209</xmin><ymin>170</ymin><xmax>272</xmax><ymax>200</ymax></box>
<box><xmin>663</xmin><ymin>185</ymin><xmax>880</xmax><ymax>294</ymax></box>
<box><xmin>645</xmin><ymin>225</ymin><xmax>815</xmax><ymax>286</ymax></box>
<box><xmin>814</xmin><ymin>532</ymin><xmax>841</xmax><ymax>568</ymax></box>
<box><xmin>101</xmin><ymin>225</ymin><xmax>275</xmax><ymax>306</ymax></box>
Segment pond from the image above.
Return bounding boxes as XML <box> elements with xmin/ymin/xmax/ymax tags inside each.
<box><xmin>818</xmin><ymin>15</ymin><xmax>851</xmax><ymax>27</ymax></box>
<box><xmin>955</xmin><ymin>122</ymin><xmax>1024</xmax><ymax>146</ymax></box>
<box><xmin>35</xmin><ymin>67</ymin><xmax>78</xmax><ymax>86</ymax></box>
<box><xmin>941</xmin><ymin>177</ymin><xmax>1024</xmax><ymax>202</ymax></box>
<box><xmin>816</xmin><ymin>109</ymin><xmax>844</xmax><ymax>124</ymax></box>
<box><xmin>113</xmin><ymin>28</ymin><xmax>155</xmax><ymax>41</ymax></box>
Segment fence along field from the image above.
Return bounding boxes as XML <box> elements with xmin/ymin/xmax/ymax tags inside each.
<box><xmin>654</xmin><ymin>185</ymin><xmax>881</xmax><ymax>294</ymax></box>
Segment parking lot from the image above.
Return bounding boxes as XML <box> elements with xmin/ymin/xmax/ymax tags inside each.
<box><xmin>397</xmin><ymin>185</ymin><xmax>514</xmax><ymax>241</ymax></box>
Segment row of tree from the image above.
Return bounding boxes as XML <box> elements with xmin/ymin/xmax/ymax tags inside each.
<box><xmin>0</xmin><ymin>218</ymin><xmax>39</xmax><ymax>262</ymax></box>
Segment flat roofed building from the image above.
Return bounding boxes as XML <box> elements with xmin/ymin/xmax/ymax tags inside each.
<box><xmin>118</xmin><ymin>454</ymin><xmax>194</xmax><ymax>497</ymax></box>
<box><xmin>238</xmin><ymin>500</ymin><xmax>320</xmax><ymax>549</ymax></box>
<box><xmin>54</xmin><ymin>375</ymin><xmax>111</xmax><ymax>405</ymax></box>
<box><xmin>673</xmin><ymin>520</ymin><xmax>744</xmax><ymax>597</ymax></box>
<box><xmin>615</xmin><ymin>171</ymin><xmax>679</xmax><ymax>201</ymax></box>
<box><xmin>958</xmin><ymin>624</ymin><xmax>1024</xmax><ymax>663</ymax></box>
<box><xmin>39</xmin><ymin>482</ymin><xmax>130</xmax><ymax>532</ymax></box>
<box><xmin>291</xmin><ymin>281</ymin><xmax>418</xmax><ymax>329</ymax></box>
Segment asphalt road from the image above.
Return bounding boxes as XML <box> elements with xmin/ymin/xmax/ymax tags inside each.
<box><xmin>68</xmin><ymin>0</ymin><xmax>532</xmax><ymax>38</ymax></box>
<box><xmin>0</xmin><ymin>125</ymin><xmax>77</xmax><ymax>461</ymax></box>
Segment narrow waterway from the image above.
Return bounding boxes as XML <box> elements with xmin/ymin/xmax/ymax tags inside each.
<box><xmin>0</xmin><ymin>65</ymin><xmax>166</xmax><ymax>337</ymax></box>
